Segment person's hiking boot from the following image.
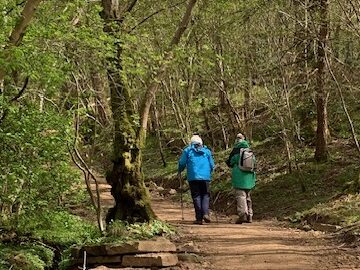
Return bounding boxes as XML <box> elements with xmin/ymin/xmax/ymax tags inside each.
<box><xmin>246</xmin><ymin>215</ymin><xmax>253</xmax><ymax>223</ymax></box>
<box><xmin>203</xmin><ymin>214</ymin><xmax>211</xmax><ymax>223</ymax></box>
<box><xmin>235</xmin><ymin>217</ymin><xmax>243</xmax><ymax>224</ymax></box>
<box><xmin>193</xmin><ymin>220</ymin><xmax>203</xmax><ymax>225</ymax></box>
<box><xmin>235</xmin><ymin>214</ymin><xmax>247</xmax><ymax>224</ymax></box>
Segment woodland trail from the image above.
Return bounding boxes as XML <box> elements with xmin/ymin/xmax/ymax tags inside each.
<box><xmin>92</xmin><ymin>179</ymin><xmax>360</xmax><ymax>270</ymax></box>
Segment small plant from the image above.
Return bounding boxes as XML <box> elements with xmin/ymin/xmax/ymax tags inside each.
<box><xmin>0</xmin><ymin>243</ymin><xmax>54</xmax><ymax>270</ymax></box>
<box><xmin>106</xmin><ymin>220</ymin><xmax>175</xmax><ymax>241</ymax></box>
<box><xmin>9</xmin><ymin>210</ymin><xmax>100</xmax><ymax>246</ymax></box>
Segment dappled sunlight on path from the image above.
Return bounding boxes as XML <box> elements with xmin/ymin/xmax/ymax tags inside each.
<box><xmin>153</xmin><ymin>197</ymin><xmax>360</xmax><ymax>270</ymax></box>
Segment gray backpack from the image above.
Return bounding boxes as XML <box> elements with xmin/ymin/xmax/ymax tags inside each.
<box><xmin>239</xmin><ymin>148</ymin><xmax>256</xmax><ymax>172</ymax></box>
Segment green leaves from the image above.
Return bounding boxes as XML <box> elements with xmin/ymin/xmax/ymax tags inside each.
<box><xmin>0</xmin><ymin>106</ymin><xmax>79</xmax><ymax>219</ymax></box>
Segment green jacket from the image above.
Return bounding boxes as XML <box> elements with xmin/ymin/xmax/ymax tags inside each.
<box><xmin>226</xmin><ymin>140</ymin><xmax>256</xmax><ymax>190</ymax></box>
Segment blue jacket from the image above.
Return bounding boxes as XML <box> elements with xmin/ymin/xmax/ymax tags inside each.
<box><xmin>178</xmin><ymin>143</ymin><xmax>215</xmax><ymax>181</ymax></box>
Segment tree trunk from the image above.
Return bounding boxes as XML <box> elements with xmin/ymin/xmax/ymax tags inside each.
<box><xmin>102</xmin><ymin>0</ymin><xmax>154</xmax><ymax>223</ymax></box>
<box><xmin>137</xmin><ymin>0</ymin><xmax>198</xmax><ymax>146</ymax></box>
<box><xmin>91</xmin><ymin>70</ymin><xmax>110</xmax><ymax>126</ymax></box>
<box><xmin>106</xmin><ymin>57</ymin><xmax>155</xmax><ymax>222</ymax></box>
<box><xmin>314</xmin><ymin>0</ymin><xmax>330</xmax><ymax>162</ymax></box>
<box><xmin>102</xmin><ymin>0</ymin><xmax>197</xmax><ymax>222</ymax></box>
<box><xmin>201</xmin><ymin>98</ymin><xmax>216</xmax><ymax>148</ymax></box>
<box><xmin>243</xmin><ymin>22</ymin><xmax>255</xmax><ymax>142</ymax></box>
<box><xmin>152</xmin><ymin>101</ymin><xmax>167</xmax><ymax>167</ymax></box>
<box><xmin>0</xmin><ymin>0</ymin><xmax>43</xmax><ymax>82</ymax></box>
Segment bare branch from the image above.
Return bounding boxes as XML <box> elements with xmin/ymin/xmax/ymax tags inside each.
<box><xmin>125</xmin><ymin>0</ymin><xmax>138</xmax><ymax>13</ymax></box>
<box><xmin>0</xmin><ymin>77</ymin><xmax>29</xmax><ymax>125</ymax></box>
<box><xmin>324</xmin><ymin>51</ymin><xmax>360</xmax><ymax>155</ymax></box>
<box><xmin>11</xmin><ymin>77</ymin><xmax>29</xmax><ymax>102</ymax></box>
<box><xmin>128</xmin><ymin>1</ymin><xmax>187</xmax><ymax>33</ymax></box>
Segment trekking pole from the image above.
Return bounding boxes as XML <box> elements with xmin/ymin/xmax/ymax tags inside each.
<box><xmin>178</xmin><ymin>173</ymin><xmax>184</xmax><ymax>221</ymax></box>
<box><xmin>213</xmin><ymin>192</ymin><xmax>220</xmax><ymax>224</ymax></box>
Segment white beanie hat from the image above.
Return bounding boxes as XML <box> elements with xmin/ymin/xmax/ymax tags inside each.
<box><xmin>190</xmin><ymin>134</ymin><xmax>203</xmax><ymax>145</ymax></box>
<box><xmin>236</xmin><ymin>133</ymin><xmax>245</xmax><ymax>140</ymax></box>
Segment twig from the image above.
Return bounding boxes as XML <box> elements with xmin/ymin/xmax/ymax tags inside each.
<box><xmin>324</xmin><ymin>51</ymin><xmax>360</xmax><ymax>155</ymax></box>
<box><xmin>128</xmin><ymin>1</ymin><xmax>187</xmax><ymax>33</ymax></box>
<box><xmin>11</xmin><ymin>77</ymin><xmax>29</xmax><ymax>102</ymax></box>
<box><xmin>0</xmin><ymin>77</ymin><xmax>29</xmax><ymax>125</ymax></box>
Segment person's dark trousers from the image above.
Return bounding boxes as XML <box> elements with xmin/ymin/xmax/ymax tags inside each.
<box><xmin>189</xmin><ymin>180</ymin><xmax>210</xmax><ymax>221</ymax></box>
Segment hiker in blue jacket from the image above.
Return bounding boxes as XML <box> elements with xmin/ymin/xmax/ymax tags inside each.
<box><xmin>178</xmin><ymin>134</ymin><xmax>215</xmax><ymax>224</ymax></box>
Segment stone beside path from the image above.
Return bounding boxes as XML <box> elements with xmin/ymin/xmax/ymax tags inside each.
<box><xmin>122</xmin><ymin>253</ymin><xmax>178</xmax><ymax>267</ymax></box>
<box><xmin>70</xmin><ymin>238</ymin><xmax>178</xmax><ymax>269</ymax></box>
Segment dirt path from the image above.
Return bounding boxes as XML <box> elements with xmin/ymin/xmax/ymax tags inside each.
<box><xmin>154</xmin><ymin>197</ymin><xmax>360</xmax><ymax>270</ymax></box>
<box><xmin>91</xmin><ymin>180</ymin><xmax>360</xmax><ymax>270</ymax></box>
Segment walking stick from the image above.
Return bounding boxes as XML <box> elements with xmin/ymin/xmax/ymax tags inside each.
<box><xmin>178</xmin><ymin>173</ymin><xmax>184</xmax><ymax>221</ymax></box>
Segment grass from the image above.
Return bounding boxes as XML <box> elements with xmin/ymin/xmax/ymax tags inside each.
<box><xmin>299</xmin><ymin>194</ymin><xmax>360</xmax><ymax>225</ymax></box>
<box><xmin>142</xmin><ymin>137</ymin><xmax>178</xmax><ymax>180</ymax></box>
<box><xmin>105</xmin><ymin>220</ymin><xmax>175</xmax><ymax>241</ymax></box>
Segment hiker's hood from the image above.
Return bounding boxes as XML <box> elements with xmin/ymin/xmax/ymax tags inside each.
<box><xmin>234</xmin><ymin>140</ymin><xmax>249</xmax><ymax>148</ymax></box>
<box><xmin>190</xmin><ymin>143</ymin><xmax>206</xmax><ymax>152</ymax></box>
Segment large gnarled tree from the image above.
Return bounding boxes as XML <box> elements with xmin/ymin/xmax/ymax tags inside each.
<box><xmin>102</xmin><ymin>0</ymin><xmax>197</xmax><ymax>222</ymax></box>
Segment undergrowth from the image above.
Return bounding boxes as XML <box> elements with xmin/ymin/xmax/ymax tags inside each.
<box><xmin>143</xmin><ymin>136</ymin><xmax>360</xmax><ymax>236</ymax></box>
<box><xmin>0</xmin><ymin>210</ymin><xmax>100</xmax><ymax>270</ymax></box>
<box><xmin>1</xmin><ymin>210</ymin><xmax>176</xmax><ymax>270</ymax></box>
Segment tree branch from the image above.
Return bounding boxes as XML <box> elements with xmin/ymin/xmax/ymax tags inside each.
<box><xmin>125</xmin><ymin>0</ymin><xmax>138</xmax><ymax>13</ymax></box>
<box><xmin>11</xmin><ymin>77</ymin><xmax>29</xmax><ymax>102</ymax></box>
<box><xmin>4</xmin><ymin>1</ymin><xmax>27</xmax><ymax>16</ymax></box>
<box><xmin>9</xmin><ymin>0</ymin><xmax>43</xmax><ymax>46</ymax></box>
<box><xmin>128</xmin><ymin>1</ymin><xmax>187</xmax><ymax>33</ymax></box>
<box><xmin>324</xmin><ymin>51</ymin><xmax>360</xmax><ymax>155</ymax></box>
<box><xmin>170</xmin><ymin>0</ymin><xmax>197</xmax><ymax>46</ymax></box>
<box><xmin>137</xmin><ymin>0</ymin><xmax>198</xmax><ymax>144</ymax></box>
<box><xmin>0</xmin><ymin>0</ymin><xmax>43</xmax><ymax>81</ymax></box>
<box><xmin>0</xmin><ymin>77</ymin><xmax>29</xmax><ymax>125</ymax></box>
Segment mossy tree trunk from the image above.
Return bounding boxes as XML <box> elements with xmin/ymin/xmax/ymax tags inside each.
<box><xmin>102</xmin><ymin>0</ymin><xmax>197</xmax><ymax>223</ymax></box>
<box><xmin>102</xmin><ymin>0</ymin><xmax>155</xmax><ymax>223</ymax></box>
<box><xmin>106</xmin><ymin>63</ymin><xmax>155</xmax><ymax>222</ymax></box>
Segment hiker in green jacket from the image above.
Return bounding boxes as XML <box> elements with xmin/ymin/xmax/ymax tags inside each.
<box><xmin>226</xmin><ymin>133</ymin><xmax>256</xmax><ymax>224</ymax></box>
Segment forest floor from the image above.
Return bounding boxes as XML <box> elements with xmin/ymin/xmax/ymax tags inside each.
<box><xmin>92</xmin><ymin>178</ymin><xmax>360</xmax><ymax>270</ymax></box>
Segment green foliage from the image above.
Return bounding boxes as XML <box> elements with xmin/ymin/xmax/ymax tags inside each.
<box><xmin>106</xmin><ymin>220</ymin><xmax>175</xmax><ymax>241</ymax></box>
<box><xmin>14</xmin><ymin>210</ymin><xmax>100</xmax><ymax>246</ymax></box>
<box><xmin>1</xmin><ymin>0</ymin><xmax>112</xmax><ymax>91</ymax></box>
<box><xmin>0</xmin><ymin>210</ymin><xmax>100</xmax><ymax>269</ymax></box>
<box><xmin>0</xmin><ymin>106</ymin><xmax>80</xmax><ymax>220</ymax></box>
<box><xmin>0</xmin><ymin>243</ymin><xmax>54</xmax><ymax>270</ymax></box>
<box><xmin>300</xmin><ymin>194</ymin><xmax>360</xmax><ymax>225</ymax></box>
